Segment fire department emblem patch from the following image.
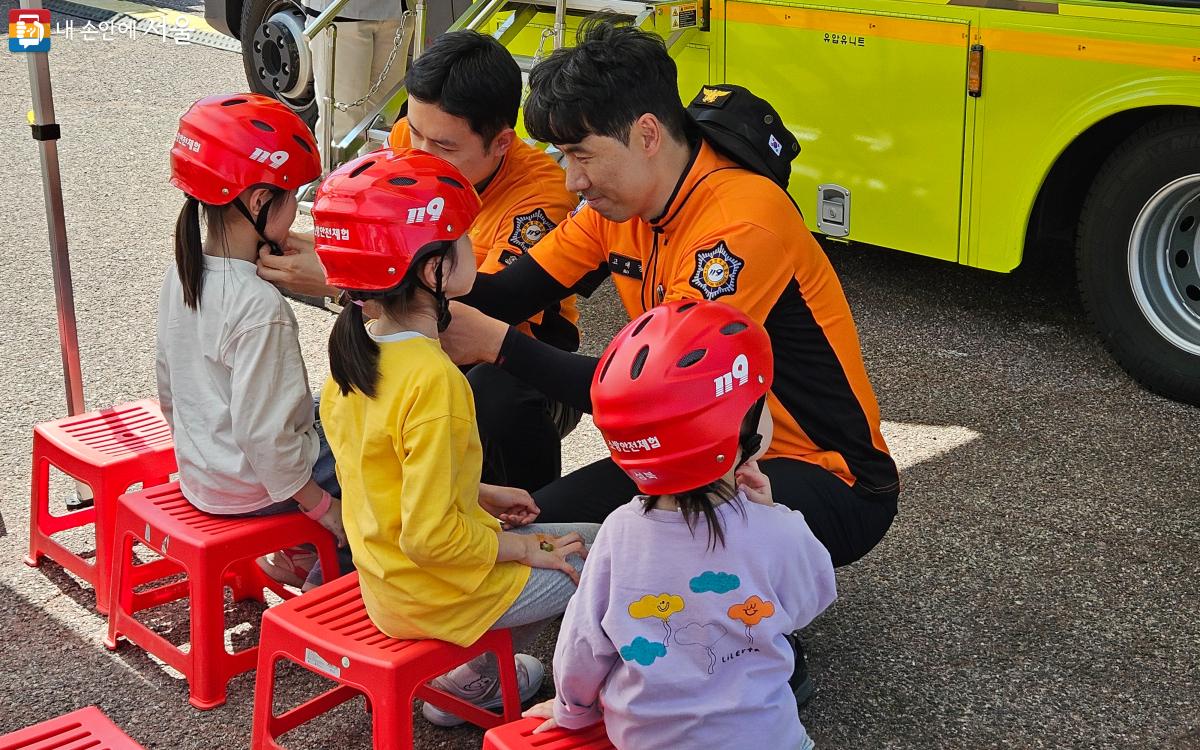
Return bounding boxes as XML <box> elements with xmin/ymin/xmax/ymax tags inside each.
<box><xmin>690</xmin><ymin>241</ymin><xmax>744</xmax><ymax>301</ymax></box>
<box><xmin>508</xmin><ymin>208</ymin><xmax>556</xmax><ymax>252</ymax></box>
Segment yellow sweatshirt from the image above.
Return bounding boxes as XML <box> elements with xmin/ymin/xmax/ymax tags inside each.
<box><xmin>319</xmin><ymin>331</ymin><xmax>530</xmax><ymax>646</ymax></box>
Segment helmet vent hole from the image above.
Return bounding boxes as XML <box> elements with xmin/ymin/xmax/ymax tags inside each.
<box><xmin>250</xmin><ymin>119</ymin><xmax>276</xmax><ymax>132</ymax></box>
<box><xmin>598</xmin><ymin>352</ymin><xmax>616</xmax><ymax>383</ymax></box>
<box><xmin>720</xmin><ymin>321</ymin><xmax>748</xmax><ymax>335</ymax></box>
<box><xmin>630</xmin><ymin>315</ymin><xmax>654</xmax><ymax>337</ymax></box>
<box><xmin>349</xmin><ymin>161</ymin><xmax>375</xmax><ymax>178</ymax></box>
<box><xmin>676</xmin><ymin>349</ymin><xmax>706</xmax><ymax>368</ymax></box>
<box><xmin>630</xmin><ymin>346</ymin><xmax>650</xmax><ymax>379</ymax></box>
<box><xmin>437</xmin><ymin>176</ymin><xmax>465</xmax><ymax>189</ymax></box>
<box><xmin>292</xmin><ymin>135</ymin><xmax>314</xmax><ymax>153</ymax></box>
<box><xmin>221</xmin><ymin>98</ymin><xmax>248</xmax><ymax>107</ymax></box>
<box><xmin>677</xmin><ymin>301</ymin><xmax>698</xmax><ymax>313</ymax></box>
<box><xmin>389</xmin><ymin>176</ymin><xmax>418</xmax><ymax>186</ymax></box>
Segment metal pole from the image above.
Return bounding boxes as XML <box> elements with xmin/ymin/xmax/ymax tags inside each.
<box><xmin>413</xmin><ymin>0</ymin><xmax>426</xmax><ymax>57</ymax></box>
<box><xmin>22</xmin><ymin>0</ymin><xmax>84</xmax><ymax>418</ymax></box>
<box><xmin>553</xmin><ymin>0</ymin><xmax>565</xmax><ymax>48</ymax></box>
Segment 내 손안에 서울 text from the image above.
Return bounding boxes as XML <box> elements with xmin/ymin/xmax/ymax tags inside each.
<box><xmin>52</xmin><ymin>14</ymin><xmax>194</xmax><ymax>44</ymax></box>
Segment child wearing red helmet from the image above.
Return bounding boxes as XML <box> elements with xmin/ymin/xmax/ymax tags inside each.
<box><xmin>313</xmin><ymin>147</ymin><xmax>601</xmax><ymax>726</ymax></box>
<box><xmin>525</xmin><ymin>300</ymin><xmax>837</xmax><ymax>749</ymax></box>
<box><xmin>159</xmin><ymin>93</ymin><xmax>348</xmax><ymax>588</ymax></box>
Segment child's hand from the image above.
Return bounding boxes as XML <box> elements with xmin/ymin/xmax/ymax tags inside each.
<box><xmin>316</xmin><ymin>497</ymin><xmax>349</xmax><ymax>548</ymax></box>
<box><xmin>523</xmin><ymin>699</ymin><xmax>559</xmax><ymax>734</ymax></box>
<box><xmin>522</xmin><ymin>532</ymin><xmax>588</xmax><ymax>585</ymax></box>
<box><xmin>479</xmin><ymin>483</ymin><xmax>540</xmax><ymax>527</ymax></box>
<box><xmin>735</xmin><ymin>460</ymin><xmax>774</xmax><ymax>506</ymax></box>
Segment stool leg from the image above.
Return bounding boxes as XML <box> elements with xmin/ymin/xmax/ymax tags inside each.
<box><xmin>187</xmin><ymin>566</ymin><xmax>231</xmax><ymax>710</ymax></box>
<box><xmin>494</xmin><ymin>636</ymin><xmax>523</xmax><ymax>722</ymax></box>
<box><xmin>371</xmin><ymin>688</ymin><xmax>412</xmax><ymax>750</ymax></box>
<box><xmin>104</xmin><ymin>529</ymin><xmax>136</xmax><ymax>651</ymax></box>
<box><xmin>91</xmin><ymin>477</ymin><xmax>118</xmax><ymax>615</ymax></box>
<box><xmin>251</xmin><ymin>646</ymin><xmax>280</xmax><ymax>750</ymax></box>
<box><xmin>24</xmin><ymin>453</ymin><xmax>51</xmax><ymax>567</ymax></box>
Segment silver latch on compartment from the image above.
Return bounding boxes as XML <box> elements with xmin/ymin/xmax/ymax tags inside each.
<box><xmin>817</xmin><ymin>184</ymin><xmax>850</xmax><ymax>238</ymax></box>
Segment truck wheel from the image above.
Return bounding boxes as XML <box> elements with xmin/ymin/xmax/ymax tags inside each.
<box><xmin>1077</xmin><ymin>112</ymin><xmax>1200</xmax><ymax>406</ymax></box>
<box><xmin>240</xmin><ymin>0</ymin><xmax>318</xmax><ymax>127</ymax></box>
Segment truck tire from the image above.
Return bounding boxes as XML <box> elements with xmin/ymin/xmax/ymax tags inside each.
<box><xmin>1077</xmin><ymin>112</ymin><xmax>1200</xmax><ymax>406</ymax></box>
<box><xmin>240</xmin><ymin>0</ymin><xmax>318</xmax><ymax>128</ymax></box>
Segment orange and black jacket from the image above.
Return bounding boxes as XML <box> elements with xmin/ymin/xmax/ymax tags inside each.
<box><xmin>390</xmin><ymin>119</ymin><xmax>580</xmax><ymax>351</ymax></box>
<box><xmin>462</xmin><ymin>139</ymin><xmax>899</xmax><ymax>500</ymax></box>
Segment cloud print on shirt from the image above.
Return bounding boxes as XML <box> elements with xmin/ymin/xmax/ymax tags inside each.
<box><xmin>620</xmin><ymin>636</ymin><xmax>668</xmax><ymax>666</ymax></box>
<box><xmin>690</xmin><ymin>571</ymin><xmax>741</xmax><ymax>594</ymax></box>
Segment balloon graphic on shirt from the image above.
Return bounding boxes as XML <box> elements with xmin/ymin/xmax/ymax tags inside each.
<box><xmin>628</xmin><ymin>593</ymin><xmax>686</xmax><ymax>646</ymax></box>
<box><xmin>673</xmin><ymin>622</ymin><xmax>729</xmax><ymax>675</ymax></box>
<box><xmin>727</xmin><ymin>595</ymin><xmax>775</xmax><ymax>644</ymax></box>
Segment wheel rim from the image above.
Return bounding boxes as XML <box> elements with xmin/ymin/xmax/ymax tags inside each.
<box><xmin>1128</xmin><ymin>174</ymin><xmax>1200</xmax><ymax>356</ymax></box>
<box><xmin>250</xmin><ymin>1</ymin><xmax>313</xmax><ymax>104</ymax></box>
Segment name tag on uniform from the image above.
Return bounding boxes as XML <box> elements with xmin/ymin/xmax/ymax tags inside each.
<box><xmin>609</xmin><ymin>253</ymin><xmax>643</xmax><ymax>280</ymax></box>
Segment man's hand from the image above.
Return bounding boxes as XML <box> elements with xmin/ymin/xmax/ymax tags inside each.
<box><xmin>440</xmin><ymin>301</ymin><xmax>509</xmax><ymax>365</ymax></box>
<box><xmin>523</xmin><ymin>699</ymin><xmax>560</xmax><ymax>734</ymax></box>
<box><xmin>735</xmin><ymin>460</ymin><xmax>773</xmax><ymax>506</ymax></box>
<box><xmin>257</xmin><ymin>229</ymin><xmax>339</xmax><ymax>297</ymax></box>
<box><xmin>478</xmin><ymin>483</ymin><xmax>539</xmax><ymax>527</ymax></box>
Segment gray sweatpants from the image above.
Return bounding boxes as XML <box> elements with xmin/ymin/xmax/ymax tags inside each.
<box><xmin>470</xmin><ymin>522</ymin><xmax>601</xmax><ymax>678</ymax></box>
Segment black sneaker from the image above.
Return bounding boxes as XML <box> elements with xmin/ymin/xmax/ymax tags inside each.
<box><xmin>786</xmin><ymin>631</ymin><xmax>814</xmax><ymax>707</ymax></box>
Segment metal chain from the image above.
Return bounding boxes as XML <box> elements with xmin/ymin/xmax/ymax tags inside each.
<box><xmin>519</xmin><ymin>27</ymin><xmax>555</xmax><ymax>107</ymax></box>
<box><xmin>332</xmin><ymin>9</ymin><xmax>414</xmax><ymax>112</ymax></box>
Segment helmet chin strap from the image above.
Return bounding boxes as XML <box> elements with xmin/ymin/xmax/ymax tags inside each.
<box><xmin>736</xmin><ymin>396</ymin><xmax>768</xmax><ymax>470</ymax></box>
<box><xmin>415</xmin><ymin>253</ymin><xmax>452</xmax><ymax>332</ymax></box>
<box><xmin>231</xmin><ymin>195</ymin><xmax>283</xmax><ymax>256</ymax></box>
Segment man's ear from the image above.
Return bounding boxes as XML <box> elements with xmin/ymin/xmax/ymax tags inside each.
<box><xmin>489</xmin><ymin>127</ymin><xmax>517</xmax><ymax>158</ymax></box>
<box><xmin>633</xmin><ymin>113</ymin><xmax>663</xmax><ymax>158</ymax></box>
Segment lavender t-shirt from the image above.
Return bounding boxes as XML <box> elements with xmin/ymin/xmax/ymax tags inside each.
<box><xmin>552</xmin><ymin>493</ymin><xmax>837</xmax><ymax>748</ymax></box>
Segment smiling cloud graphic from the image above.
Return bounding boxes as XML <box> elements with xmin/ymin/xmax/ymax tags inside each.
<box><xmin>629</xmin><ymin>593</ymin><xmax>686</xmax><ymax>646</ymax></box>
<box><xmin>727</xmin><ymin>595</ymin><xmax>776</xmax><ymax>644</ymax></box>
<box><xmin>689</xmin><ymin>571</ymin><xmax>741</xmax><ymax>594</ymax></box>
<box><xmin>628</xmin><ymin>594</ymin><xmax>685</xmax><ymax>621</ymax></box>
<box><xmin>620</xmin><ymin>636</ymin><xmax>668</xmax><ymax>666</ymax></box>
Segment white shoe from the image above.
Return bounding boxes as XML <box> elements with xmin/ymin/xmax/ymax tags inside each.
<box><xmin>421</xmin><ymin>653</ymin><xmax>545</xmax><ymax>727</ymax></box>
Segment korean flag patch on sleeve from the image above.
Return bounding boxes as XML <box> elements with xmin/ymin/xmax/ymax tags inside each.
<box><xmin>508</xmin><ymin>207</ymin><xmax>557</xmax><ymax>253</ymax></box>
<box><xmin>689</xmin><ymin>241</ymin><xmax>744</xmax><ymax>301</ymax></box>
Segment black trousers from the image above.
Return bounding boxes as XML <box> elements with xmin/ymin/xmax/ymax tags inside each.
<box><xmin>468</xmin><ymin>364</ymin><xmax>573</xmax><ymax>493</ymax></box>
<box><xmin>532</xmin><ymin>454</ymin><xmax>898</xmax><ymax>568</ymax></box>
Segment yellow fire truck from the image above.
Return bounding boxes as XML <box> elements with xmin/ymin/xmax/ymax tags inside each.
<box><xmin>211</xmin><ymin>0</ymin><xmax>1200</xmax><ymax>406</ymax></box>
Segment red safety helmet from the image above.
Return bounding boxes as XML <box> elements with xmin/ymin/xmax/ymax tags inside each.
<box><xmin>312</xmin><ymin>148</ymin><xmax>482</xmax><ymax>293</ymax></box>
<box><xmin>170</xmin><ymin>93</ymin><xmax>320</xmax><ymax>205</ymax></box>
<box><xmin>591</xmin><ymin>300</ymin><xmax>774</xmax><ymax>495</ymax></box>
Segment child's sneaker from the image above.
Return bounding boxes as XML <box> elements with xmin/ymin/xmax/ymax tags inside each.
<box><xmin>256</xmin><ymin>545</ymin><xmax>317</xmax><ymax>588</ymax></box>
<box><xmin>420</xmin><ymin>654</ymin><xmax>545</xmax><ymax>727</ymax></box>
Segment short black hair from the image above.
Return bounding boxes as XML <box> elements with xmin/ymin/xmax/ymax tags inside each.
<box><xmin>405</xmin><ymin>30</ymin><xmax>521</xmax><ymax>147</ymax></box>
<box><xmin>524</xmin><ymin>19</ymin><xmax>691</xmax><ymax>146</ymax></box>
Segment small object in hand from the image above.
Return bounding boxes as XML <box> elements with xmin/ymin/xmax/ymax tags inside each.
<box><xmin>539</xmin><ymin>539</ymin><xmax>555</xmax><ymax>552</ymax></box>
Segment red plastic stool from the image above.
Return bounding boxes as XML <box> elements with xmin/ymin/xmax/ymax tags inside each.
<box><xmin>484</xmin><ymin>717</ymin><xmax>614</xmax><ymax>750</ymax></box>
<box><xmin>105</xmin><ymin>482</ymin><xmax>340</xmax><ymax>710</ymax></box>
<box><xmin>26</xmin><ymin>399</ymin><xmax>176</xmax><ymax>614</ymax></box>
<box><xmin>0</xmin><ymin>706</ymin><xmax>146</xmax><ymax>749</ymax></box>
<box><xmin>251</xmin><ymin>571</ymin><xmax>522</xmax><ymax>749</ymax></box>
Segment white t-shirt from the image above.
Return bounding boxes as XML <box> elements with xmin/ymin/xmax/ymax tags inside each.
<box><xmin>156</xmin><ymin>255</ymin><xmax>319</xmax><ymax>514</ymax></box>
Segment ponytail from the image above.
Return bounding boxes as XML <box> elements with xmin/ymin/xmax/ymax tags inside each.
<box><xmin>174</xmin><ymin>197</ymin><xmax>205</xmax><ymax>310</ymax></box>
<box><xmin>329</xmin><ymin>300</ymin><xmax>381</xmax><ymax>397</ymax></box>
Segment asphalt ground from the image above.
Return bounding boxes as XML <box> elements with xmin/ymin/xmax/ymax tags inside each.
<box><xmin>1</xmin><ymin>12</ymin><xmax>1198</xmax><ymax>749</ymax></box>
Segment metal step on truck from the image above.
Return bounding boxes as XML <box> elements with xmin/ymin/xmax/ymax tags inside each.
<box><xmin>204</xmin><ymin>0</ymin><xmax>1200</xmax><ymax>407</ymax></box>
